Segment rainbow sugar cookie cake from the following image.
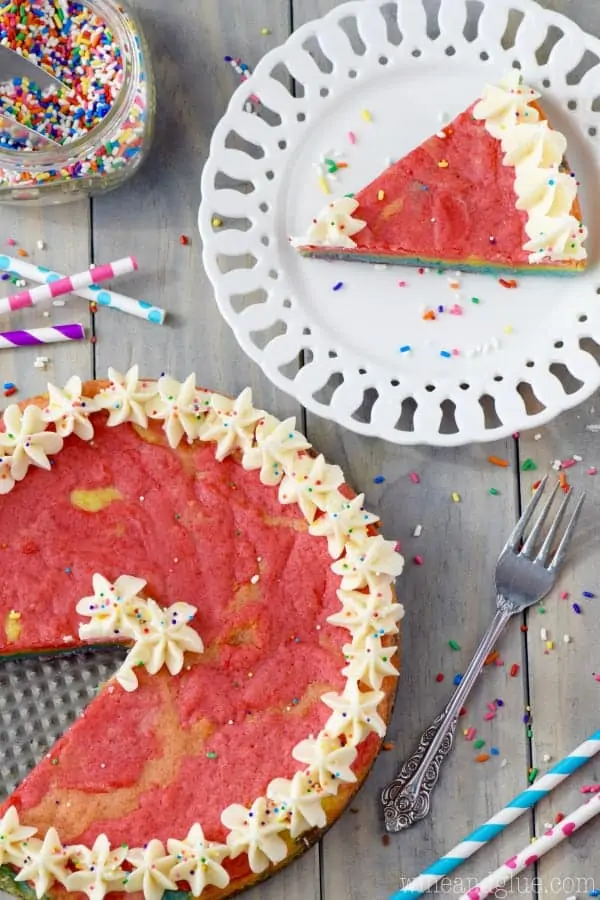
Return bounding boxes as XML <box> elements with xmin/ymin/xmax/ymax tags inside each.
<box><xmin>0</xmin><ymin>368</ymin><xmax>403</xmax><ymax>900</ymax></box>
<box><xmin>293</xmin><ymin>71</ymin><xmax>588</xmax><ymax>275</ymax></box>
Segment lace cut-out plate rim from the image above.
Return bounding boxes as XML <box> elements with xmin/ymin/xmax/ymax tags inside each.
<box><xmin>199</xmin><ymin>0</ymin><xmax>600</xmax><ymax>446</ymax></box>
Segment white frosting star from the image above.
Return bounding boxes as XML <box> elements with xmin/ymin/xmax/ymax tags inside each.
<box><xmin>473</xmin><ymin>70</ymin><xmax>540</xmax><ymax>138</ymax></box>
<box><xmin>342</xmin><ymin>634</ymin><xmax>399</xmax><ymax>690</ymax></box>
<box><xmin>167</xmin><ymin>823</ymin><xmax>230</xmax><ymax>896</ymax></box>
<box><xmin>15</xmin><ymin>827</ymin><xmax>70</xmax><ymax>899</ymax></box>
<box><xmin>42</xmin><ymin>376</ymin><xmax>99</xmax><ymax>441</ymax></box>
<box><xmin>76</xmin><ymin>573</ymin><xmax>147</xmax><ymax>640</ymax></box>
<box><xmin>278</xmin><ymin>453</ymin><xmax>344</xmax><ymax>524</ymax></box>
<box><xmin>0</xmin><ymin>454</ymin><xmax>15</xmax><ymax>495</ymax></box>
<box><xmin>221</xmin><ymin>797</ymin><xmax>287</xmax><ymax>874</ymax></box>
<box><xmin>321</xmin><ymin>679</ymin><xmax>386</xmax><ymax>745</ymax></box>
<box><xmin>0</xmin><ymin>404</ymin><xmax>63</xmax><ymax>481</ymax></box>
<box><xmin>241</xmin><ymin>414</ymin><xmax>311</xmax><ymax>485</ymax></box>
<box><xmin>116</xmin><ymin>599</ymin><xmax>204</xmax><ymax>691</ymax></box>
<box><xmin>294</xmin><ymin>197</ymin><xmax>367</xmax><ymax>249</ymax></box>
<box><xmin>331</xmin><ymin>535</ymin><xmax>404</xmax><ymax>590</ymax></box>
<box><xmin>0</xmin><ymin>806</ymin><xmax>37</xmax><ymax>867</ymax></box>
<box><xmin>327</xmin><ymin>583</ymin><xmax>404</xmax><ymax>643</ymax></box>
<box><xmin>124</xmin><ymin>839</ymin><xmax>177</xmax><ymax>900</ymax></box>
<box><xmin>66</xmin><ymin>834</ymin><xmax>128</xmax><ymax>900</ymax></box>
<box><xmin>146</xmin><ymin>373</ymin><xmax>207</xmax><ymax>449</ymax></box>
<box><xmin>96</xmin><ymin>365</ymin><xmax>153</xmax><ymax>428</ymax></box>
<box><xmin>200</xmin><ymin>387</ymin><xmax>264</xmax><ymax>461</ymax></box>
<box><xmin>267</xmin><ymin>771</ymin><xmax>327</xmax><ymax>838</ymax></box>
<box><xmin>291</xmin><ymin>733</ymin><xmax>357</xmax><ymax>795</ymax></box>
<box><xmin>309</xmin><ymin>493</ymin><xmax>379</xmax><ymax>559</ymax></box>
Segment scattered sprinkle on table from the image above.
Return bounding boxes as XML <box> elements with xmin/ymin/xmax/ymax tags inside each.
<box><xmin>451</xmin><ymin>492</ymin><xmax>461</xmax><ymax>503</ymax></box>
<box><xmin>332</xmin><ymin>281</ymin><xmax>344</xmax><ymax>291</ymax></box>
<box><xmin>440</xmin><ymin>349</ymin><xmax>451</xmax><ymax>358</ymax></box>
<box><xmin>179</xmin><ymin>235</ymin><xmax>190</xmax><ymax>245</ymax></box>
<box><xmin>399</xmin><ymin>344</ymin><xmax>411</xmax><ymax>353</ymax></box>
<box><xmin>588</xmin><ymin>467</ymin><xmax>598</xmax><ymax>475</ymax></box>
<box><xmin>212</xmin><ymin>217</ymin><xmax>223</xmax><ymax>228</ymax></box>
<box><xmin>453</xmin><ymin>673</ymin><xmax>463</xmax><ymax>685</ymax></box>
<box><xmin>413</xmin><ymin>554</ymin><xmax>423</xmax><ymax>566</ymax></box>
<box><xmin>409</xmin><ymin>471</ymin><xmax>420</xmax><ymax>483</ymax></box>
<box><xmin>373</xmin><ymin>475</ymin><xmax>385</xmax><ymax>484</ymax></box>
<box><xmin>489</xmin><ymin>456</ymin><xmax>509</xmax><ymax>468</ymax></box>
<box><xmin>474</xmin><ymin>739</ymin><xmax>486</xmax><ymax>749</ymax></box>
<box><xmin>561</xmin><ymin>591</ymin><xmax>570</xmax><ymax>600</ymax></box>
<box><xmin>449</xmin><ymin>639</ymin><xmax>460</xmax><ymax>651</ymax></box>
<box><xmin>435</xmin><ymin>672</ymin><xmax>444</xmax><ymax>683</ymax></box>
<box><xmin>348</xmin><ymin>131</ymin><xmax>357</xmax><ymax>144</ymax></box>
<box><xmin>490</xmin><ymin>747</ymin><xmax>500</xmax><ymax>756</ymax></box>
<box><xmin>572</xmin><ymin>602</ymin><xmax>582</xmax><ymax>615</ymax></box>
<box><xmin>488</xmin><ymin>487</ymin><xmax>500</xmax><ymax>496</ymax></box>
<box><xmin>510</xmin><ymin>663</ymin><xmax>520</xmax><ymax>677</ymax></box>
<box><xmin>398</xmin><ymin>280</ymin><xmax>408</xmax><ymax>287</ymax></box>
<box><xmin>475</xmin><ymin>754</ymin><xmax>490</xmax><ymax>763</ymax></box>
<box><xmin>484</xmin><ymin>650</ymin><xmax>499</xmax><ymax>666</ymax></box>
<box><xmin>521</xmin><ymin>458</ymin><xmax>537</xmax><ymax>471</ymax></box>
<box><xmin>582</xmin><ymin>591</ymin><xmax>595</xmax><ymax>598</ymax></box>
<box><xmin>528</xmin><ymin>767</ymin><xmax>538</xmax><ymax>783</ymax></box>
<box><xmin>261</xmin><ymin>26</ymin><xmax>272</xmax><ymax>35</ymax></box>
<box><xmin>465</xmin><ymin>727</ymin><xmax>476</xmax><ymax>741</ymax></box>
<box><xmin>360</xmin><ymin>109</ymin><xmax>372</xmax><ymax>122</ymax></box>
<box><xmin>499</xmin><ymin>278</ymin><xmax>518</xmax><ymax>289</ymax></box>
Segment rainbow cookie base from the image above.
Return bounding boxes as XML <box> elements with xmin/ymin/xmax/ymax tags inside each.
<box><xmin>297</xmin><ymin>247</ymin><xmax>587</xmax><ymax>276</ymax></box>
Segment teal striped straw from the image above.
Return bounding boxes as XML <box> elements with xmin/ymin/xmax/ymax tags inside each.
<box><xmin>390</xmin><ymin>728</ymin><xmax>600</xmax><ymax>900</ymax></box>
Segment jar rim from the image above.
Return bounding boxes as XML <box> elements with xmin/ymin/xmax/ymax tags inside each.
<box><xmin>0</xmin><ymin>0</ymin><xmax>142</xmax><ymax>170</ymax></box>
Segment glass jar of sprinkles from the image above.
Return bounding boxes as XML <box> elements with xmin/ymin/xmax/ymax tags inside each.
<box><xmin>0</xmin><ymin>0</ymin><xmax>154</xmax><ymax>203</ymax></box>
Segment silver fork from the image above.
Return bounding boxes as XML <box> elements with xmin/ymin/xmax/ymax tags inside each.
<box><xmin>381</xmin><ymin>476</ymin><xmax>585</xmax><ymax>833</ymax></box>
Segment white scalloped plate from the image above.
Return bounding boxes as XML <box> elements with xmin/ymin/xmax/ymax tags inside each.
<box><xmin>199</xmin><ymin>0</ymin><xmax>600</xmax><ymax>446</ymax></box>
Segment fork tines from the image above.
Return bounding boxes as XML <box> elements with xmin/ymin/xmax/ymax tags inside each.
<box><xmin>504</xmin><ymin>474</ymin><xmax>585</xmax><ymax>570</ymax></box>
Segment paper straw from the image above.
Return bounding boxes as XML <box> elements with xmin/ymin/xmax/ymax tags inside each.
<box><xmin>0</xmin><ymin>323</ymin><xmax>85</xmax><ymax>348</ymax></box>
<box><xmin>459</xmin><ymin>794</ymin><xmax>600</xmax><ymax>900</ymax></box>
<box><xmin>0</xmin><ymin>255</ymin><xmax>165</xmax><ymax>325</ymax></box>
<box><xmin>389</xmin><ymin>728</ymin><xmax>600</xmax><ymax>900</ymax></box>
<box><xmin>0</xmin><ymin>257</ymin><xmax>137</xmax><ymax>315</ymax></box>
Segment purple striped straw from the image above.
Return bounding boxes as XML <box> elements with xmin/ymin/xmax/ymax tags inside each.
<box><xmin>0</xmin><ymin>323</ymin><xmax>85</xmax><ymax>349</ymax></box>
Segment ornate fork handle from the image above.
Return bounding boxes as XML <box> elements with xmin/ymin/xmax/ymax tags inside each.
<box><xmin>382</xmin><ymin>598</ymin><xmax>517</xmax><ymax>833</ymax></box>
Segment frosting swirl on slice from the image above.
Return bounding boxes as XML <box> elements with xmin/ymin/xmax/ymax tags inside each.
<box><xmin>267</xmin><ymin>771</ymin><xmax>328</xmax><ymax>838</ymax></box>
<box><xmin>167</xmin><ymin>824</ymin><xmax>230</xmax><ymax>896</ymax></box>
<box><xmin>14</xmin><ymin>828</ymin><xmax>70</xmax><ymax>899</ymax></box>
<box><xmin>96</xmin><ymin>365</ymin><xmax>152</xmax><ymax>428</ymax></box>
<box><xmin>43</xmin><ymin>375</ymin><xmax>99</xmax><ymax>441</ymax></box>
<box><xmin>293</xmin><ymin>197</ymin><xmax>367</xmax><ymax>249</ymax></box>
<box><xmin>524</xmin><ymin>214</ymin><xmax>588</xmax><ymax>262</ymax></box>
<box><xmin>292</xmin><ymin>733</ymin><xmax>358</xmax><ymax>795</ymax></box>
<box><xmin>124</xmin><ymin>840</ymin><xmax>178</xmax><ymax>900</ymax></box>
<box><xmin>515</xmin><ymin>167</ymin><xmax>577</xmax><ymax>220</ymax></box>
<box><xmin>221</xmin><ymin>797</ymin><xmax>288</xmax><ymax>874</ymax></box>
<box><xmin>0</xmin><ymin>806</ymin><xmax>37</xmax><ymax>868</ymax></box>
<box><xmin>0</xmin><ymin>405</ymin><xmax>63</xmax><ymax>482</ymax></box>
<box><xmin>501</xmin><ymin>120</ymin><xmax>566</xmax><ymax>170</ymax></box>
<box><xmin>473</xmin><ymin>70</ymin><xmax>540</xmax><ymax>138</ymax></box>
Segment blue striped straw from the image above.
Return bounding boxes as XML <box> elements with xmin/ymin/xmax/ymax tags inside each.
<box><xmin>390</xmin><ymin>729</ymin><xmax>600</xmax><ymax>900</ymax></box>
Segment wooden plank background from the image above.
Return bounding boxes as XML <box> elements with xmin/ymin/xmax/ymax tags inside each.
<box><xmin>0</xmin><ymin>1</ymin><xmax>599</xmax><ymax>899</ymax></box>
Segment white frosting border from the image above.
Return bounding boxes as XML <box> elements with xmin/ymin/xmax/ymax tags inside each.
<box><xmin>473</xmin><ymin>70</ymin><xmax>587</xmax><ymax>264</ymax></box>
<box><xmin>0</xmin><ymin>366</ymin><xmax>404</xmax><ymax>900</ymax></box>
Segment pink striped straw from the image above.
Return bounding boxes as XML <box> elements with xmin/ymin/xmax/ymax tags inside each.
<box><xmin>0</xmin><ymin>256</ymin><xmax>138</xmax><ymax>315</ymax></box>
